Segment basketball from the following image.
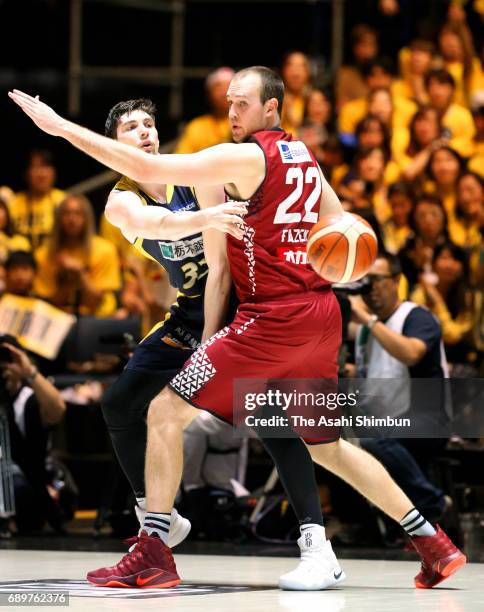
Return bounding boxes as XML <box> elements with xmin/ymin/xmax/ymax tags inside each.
<box><xmin>306</xmin><ymin>212</ymin><xmax>378</xmax><ymax>283</ymax></box>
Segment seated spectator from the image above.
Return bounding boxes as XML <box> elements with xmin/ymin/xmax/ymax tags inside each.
<box><xmin>426</xmin><ymin>145</ymin><xmax>464</xmax><ymax>220</ymax></box>
<box><xmin>410</xmin><ymin>242</ymin><xmax>474</xmax><ymax>367</ymax></box>
<box><xmin>339</xmin><ymin>146</ymin><xmax>392</xmax><ymax>223</ymax></box>
<box><xmin>280</xmin><ymin>51</ymin><xmax>312</xmax><ymax>134</ymax></box>
<box><xmin>366</xmin><ymin>88</ymin><xmax>410</xmax><ymax>167</ymax></box>
<box><xmin>319</xmin><ymin>135</ymin><xmax>349</xmax><ymax>187</ymax></box>
<box><xmin>350</xmin><ymin>253</ymin><xmax>450</xmax><ymax>528</ymax></box>
<box><xmin>2</xmin><ymin>251</ymin><xmax>37</xmax><ymax>297</ymax></box>
<box><xmin>297</xmin><ymin>88</ymin><xmax>332</xmax><ymax>164</ymax></box>
<box><xmin>449</xmin><ymin>171</ymin><xmax>483</xmax><ymax>249</ymax></box>
<box><xmin>336</xmin><ymin>24</ymin><xmax>379</xmax><ymax>110</ymax></box>
<box><xmin>175</xmin><ymin>67</ymin><xmax>234</xmax><ymax>153</ymax></box>
<box><xmin>425</xmin><ymin>69</ymin><xmax>476</xmax><ymax>158</ymax></box>
<box><xmin>468</xmin><ymin>92</ymin><xmax>484</xmax><ymax>177</ymax></box>
<box><xmin>0</xmin><ymin>335</ymin><xmax>67</xmax><ymax>533</ymax></box>
<box><xmin>355</xmin><ymin>114</ymin><xmax>390</xmax><ymax>151</ymax></box>
<box><xmin>394</xmin><ymin>39</ymin><xmax>436</xmax><ymax>106</ymax></box>
<box><xmin>9</xmin><ymin>150</ymin><xmax>66</xmax><ymax>250</ymax></box>
<box><xmin>0</xmin><ymin>197</ymin><xmax>30</xmax><ymax>269</ymax></box>
<box><xmin>437</xmin><ymin>19</ymin><xmax>483</xmax><ymax>108</ymax></box>
<box><xmin>34</xmin><ymin>195</ymin><xmax>121</xmax><ymax>317</ymax></box>
<box><xmin>338</xmin><ymin>57</ymin><xmax>417</xmax><ymax>145</ymax></box>
<box><xmin>398</xmin><ymin>107</ymin><xmax>447</xmax><ymax>182</ymax></box>
<box><xmin>399</xmin><ymin>194</ymin><xmax>449</xmax><ymax>291</ymax></box>
<box><xmin>382</xmin><ymin>182</ymin><xmax>415</xmax><ymax>254</ymax></box>
<box><xmin>0</xmin><ymin>186</ymin><xmax>14</xmax><ymax>208</ymax></box>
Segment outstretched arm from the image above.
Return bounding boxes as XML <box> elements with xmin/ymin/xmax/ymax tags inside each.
<box><xmin>9</xmin><ymin>90</ymin><xmax>263</xmax><ymax>186</ymax></box>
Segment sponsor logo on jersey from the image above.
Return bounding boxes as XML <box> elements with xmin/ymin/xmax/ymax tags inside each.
<box><xmin>158</xmin><ymin>236</ymin><xmax>204</xmax><ymax>261</ymax></box>
<box><xmin>276</xmin><ymin>140</ymin><xmax>312</xmax><ymax>164</ymax></box>
<box><xmin>172</xmin><ymin>201</ymin><xmax>197</xmax><ymax>213</ymax></box>
<box><xmin>280</xmin><ymin>228</ymin><xmax>309</xmax><ymax>243</ymax></box>
<box><xmin>277</xmin><ymin>246</ymin><xmax>308</xmax><ymax>265</ymax></box>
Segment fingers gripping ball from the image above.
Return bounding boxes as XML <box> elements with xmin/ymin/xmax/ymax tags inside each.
<box><xmin>306</xmin><ymin>212</ymin><xmax>378</xmax><ymax>282</ymax></box>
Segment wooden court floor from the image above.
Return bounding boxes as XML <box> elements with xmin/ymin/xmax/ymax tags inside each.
<box><xmin>0</xmin><ymin>550</ymin><xmax>482</xmax><ymax>611</ymax></box>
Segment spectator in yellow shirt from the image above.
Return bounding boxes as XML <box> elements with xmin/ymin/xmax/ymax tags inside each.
<box><xmin>280</xmin><ymin>51</ymin><xmax>312</xmax><ymax>134</ymax></box>
<box><xmin>394</xmin><ymin>39</ymin><xmax>436</xmax><ymax>106</ymax></box>
<box><xmin>339</xmin><ymin>58</ymin><xmax>416</xmax><ymax>146</ymax></box>
<box><xmin>339</xmin><ymin>145</ymin><xmax>392</xmax><ymax>223</ymax></box>
<box><xmin>438</xmin><ymin>20</ymin><xmax>483</xmax><ymax>107</ymax></box>
<box><xmin>175</xmin><ymin>67</ymin><xmax>234</xmax><ymax>154</ymax></box>
<box><xmin>297</xmin><ymin>88</ymin><xmax>332</xmax><ymax>165</ymax></box>
<box><xmin>336</xmin><ymin>24</ymin><xmax>379</xmax><ymax>111</ymax></box>
<box><xmin>410</xmin><ymin>242</ymin><xmax>474</xmax><ymax>365</ymax></box>
<box><xmin>426</xmin><ymin>145</ymin><xmax>464</xmax><ymax>220</ymax></box>
<box><xmin>34</xmin><ymin>194</ymin><xmax>121</xmax><ymax>317</ymax></box>
<box><xmin>9</xmin><ymin>150</ymin><xmax>66</xmax><ymax>249</ymax></box>
<box><xmin>468</xmin><ymin>93</ymin><xmax>484</xmax><ymax>177</ymax></box>
<box><xmin>0</xmin><ymin>197</ymin><xmax>30</xmax><ymax>266</ymax></box>
<box><xmin>449</xmin><ymin>171</ymin><xmax>483</xmax><ymax>249</ymax></box>
<box><xmin>382</xmin><ymin>182</ymin><xmax>415</xmax><ymax>254</ymax></box>
<box><xmin>366</xmin><ymin>88</ymin><xmax>411</xmax><ymax>165</ymax></box>
<box><xmin>399</xmin><ymin>194</ymin><xmax>449</xmax><ymax>291</ymax></box>
<box><xmin>425</xmin><ymin>69</ymin><xmax>476</xmax><ymax>158</ymax></box>
<box><xmin>398</xmin><ymin>107</ymin><xmax>449</xmax><ymax>183</ymax></box>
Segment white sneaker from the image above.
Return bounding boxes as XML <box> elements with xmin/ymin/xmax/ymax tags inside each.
<box><xmin>133</xmin><ymin>506</ymin><xmax>191</xmax><ymax>548</ymax></box>
<box><xmin>279</xmin><ymin>524</ymin><xmax>346</xmax><ymax>590</ymax></box>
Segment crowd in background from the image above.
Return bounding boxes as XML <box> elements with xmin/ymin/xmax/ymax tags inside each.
<box><xmin>0</xmin><ymin>0</ymin><xmax>482</xmax><ymax>537</ymax></box>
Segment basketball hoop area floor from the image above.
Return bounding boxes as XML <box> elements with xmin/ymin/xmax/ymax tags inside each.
<box><xmin>0</xmin><ymin>550</ymin><xmax>482</xmax><ymax>612</ymax></box>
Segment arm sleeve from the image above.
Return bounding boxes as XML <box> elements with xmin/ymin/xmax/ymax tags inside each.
<box><xmin>402</xmin><ymin>307</ymin><xmax>441</xmax><ymax>353</ymax></box>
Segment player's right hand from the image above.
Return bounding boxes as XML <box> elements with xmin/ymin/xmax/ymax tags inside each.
<box><xmin>8</xmin><ymin>90</ymin><xmax>67</xmax><ymax>137</ymax></box>
<box><xmin>205</xmin><ymin>201</ymin><xmax>248</xmax><ymax>239</ymax></box>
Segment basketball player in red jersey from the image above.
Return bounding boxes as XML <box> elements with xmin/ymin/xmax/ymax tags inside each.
<box><xmin>10</xmin><ymin>72</ymin><xmax>465</xmax><ymax>591</ymax></box>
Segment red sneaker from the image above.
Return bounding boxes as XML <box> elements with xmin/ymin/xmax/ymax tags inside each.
<box><xmin>410</xmin><ymin>524</ymin><xmax>466</xmax><ymax>588</ymax></box>
<box><xmin>87</xmin><ymin>531</ymin><xmax>181</xmax><ymax>588</ymax></box>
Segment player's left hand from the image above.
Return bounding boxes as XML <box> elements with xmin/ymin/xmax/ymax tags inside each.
<box><xmin>8</xmin><ymin>90</ymin><xmax>67</xmax><ymax>136</ymax></box>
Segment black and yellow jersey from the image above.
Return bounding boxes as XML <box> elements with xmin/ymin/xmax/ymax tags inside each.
<box><xmin>114</xmin><ymin>176</ymin><xmax>207</xmax><ymax>298</ymax></box>
<box><xmin>113</xmin><ymin>176</ymin><xmax>207</xmax><ymax>348</ymax></box>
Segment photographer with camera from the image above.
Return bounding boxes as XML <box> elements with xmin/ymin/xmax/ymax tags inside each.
<box><xmin>0</xmin><ymin>335</ymin><xmax>66</xmax><ymax>534</ymax></box>
<box><xmin>348</xmin><ymin>252</ymin><xmax>451</xmax><ymax>530</ymax></box>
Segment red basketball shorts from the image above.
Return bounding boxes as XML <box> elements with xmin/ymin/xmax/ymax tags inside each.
<box><xmin>169</xmin><ymin>288</ymin><xmax>342</xmax><ymax>444</ymax></box>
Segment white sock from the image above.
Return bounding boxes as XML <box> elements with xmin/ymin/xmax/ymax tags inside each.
<box><xmin>400</xmin><ymin>508</ymin><xmax>436</xmax><ymax>537</ymax></box>
<box><xmin>300</xmin><ymin>523</ymin><xmax>326</xmax><ymax>548</ymax></box>
<box><xmin>143</xmin><ymin>512</ymin><xmax>171</xmax><ymax>545</ymax></box>
<box><xmin>136</xmin><ymin>497</ymin><xmax>146</xmax><ymax>510</ymax></box>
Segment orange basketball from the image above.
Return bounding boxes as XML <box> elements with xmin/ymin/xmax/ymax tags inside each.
<box><xmin>306</xmin><ymin>212</ymin><xmax>378</xmax><ymax>283</ymax></box>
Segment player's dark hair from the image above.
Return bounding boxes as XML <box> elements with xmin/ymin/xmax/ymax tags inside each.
<box><xmin>234</xmin><ymin>66</ymin><xmax>285</xmax><ymax>114</ymax></box>
<box><xmin>105</xmin><ymin>99</ymin><xmax>157</xmax><ymax>139</ymax></box>
<box><xmin>377</xmin><ymin>251</ymin><xmax>402</xmax><ymax>276</ymax></box>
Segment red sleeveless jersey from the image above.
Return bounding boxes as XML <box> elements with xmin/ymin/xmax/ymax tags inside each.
<box><xmin>226</xmin><ymin>129</ymin><xmax>330</xmax><ymax>303</ymax></box>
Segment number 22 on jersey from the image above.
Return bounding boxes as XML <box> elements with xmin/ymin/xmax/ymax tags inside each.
<box><xmin>273</xmin><ymin>167</ymin><xmax>322</xmax><ymax>225</ymax></box>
